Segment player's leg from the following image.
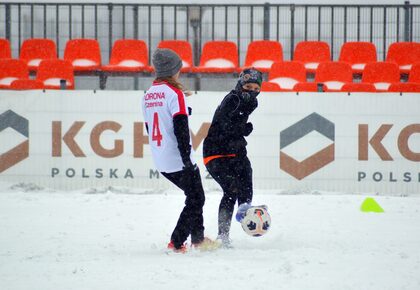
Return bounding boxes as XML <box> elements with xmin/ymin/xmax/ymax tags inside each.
<box><xmin>161</xmin><ymin>168</ymin><xmax>205</xmax><ymax>248</ymax></box>
<box><xmin>233</xmin><ymin>156</ymin><xmax>253</xmax><ymax>223</ymax></box>
<box><xmin>236</xmin><ymin>156</ymin><xmax>253</xmax><ymax>206</ymax></box>
<box><xmin>185</xmin><ymin>167</ymin><xmax>206</xmax><ymax>244</ymax></box>
<box><xmin>206</xmin><ymin>158</ymin><xmax>239</xmax><ymax>242</ymax></box>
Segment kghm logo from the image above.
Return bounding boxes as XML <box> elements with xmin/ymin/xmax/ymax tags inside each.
<box><xmin>280</xmin><ymin>112</ymin><xmax>335</xmax><ymax>180</ymax></box>
<box><xmin>0</xmin><ymin>110</ymin><xmax>29</xmax><ymax>173</ymax></box>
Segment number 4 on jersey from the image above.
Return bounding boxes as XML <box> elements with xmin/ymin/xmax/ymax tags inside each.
<box><xmin>152</xmin><ymin>112</ymin><xmax>163</xmax><ymax>146</ymax></box>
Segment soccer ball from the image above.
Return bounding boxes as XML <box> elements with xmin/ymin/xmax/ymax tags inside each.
<box><xmin>241</xmin><ymin>206</ymin><xmax>271</xmax><ymax>237</ymax></box>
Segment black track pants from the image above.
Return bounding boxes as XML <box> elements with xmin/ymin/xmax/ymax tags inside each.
<box><xmin>162</xmin><ymin>167</ymin><xmax>205</xmax><ymax>248</ymax></box>
<box><xmin>205</xmin><ymin>156</ymin><xmax>253</xmax><ymax>237</ymax></box>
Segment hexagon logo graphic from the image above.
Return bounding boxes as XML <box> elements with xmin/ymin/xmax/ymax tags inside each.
<box><xmin>0</xmin><ymin>110</ymin><xmax>29</xmax><ymax>173</ymax></box>
<box><xmin>280</xmin><ymin>113</ymin><xmax>334</xmax><ymax>180</ymax></box>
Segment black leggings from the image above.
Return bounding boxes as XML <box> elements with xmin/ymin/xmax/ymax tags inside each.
<box><xmin>205</xmin><ymin>156</ymin><xmax>253</xmax><ymax>237</ymax></box>
<box><xmin>162</xmin><ymin>167</ymin><xmax>205</xmax><ymax>248</ymax></box>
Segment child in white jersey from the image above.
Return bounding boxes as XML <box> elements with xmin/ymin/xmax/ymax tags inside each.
<box><xmin>142</xmin><ymin>48</ymin><xmax>218</xmax><ymax>252</ymax></box>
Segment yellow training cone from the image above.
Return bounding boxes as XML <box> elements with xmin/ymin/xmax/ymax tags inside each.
<box><xmin>361</xmin><ymin>197</ymin><xmax>384</xmax><ymax>213</ymax></box>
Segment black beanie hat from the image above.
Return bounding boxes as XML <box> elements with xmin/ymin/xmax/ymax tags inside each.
<box><xmin>237</xmin><ymin>68</ymin><xmax>263</xmax><ymax>89</ymax></box>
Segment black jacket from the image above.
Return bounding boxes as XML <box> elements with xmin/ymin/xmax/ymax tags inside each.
<box><xmin>203</xmin><ymin>89</ymin><xmax>258</xmax><ymax>158</ymax></box>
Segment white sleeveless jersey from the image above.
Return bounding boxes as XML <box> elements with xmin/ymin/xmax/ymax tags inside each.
<box><xmin>142</xmin><ymin>81</ymin><xmax>194</xmax><ymax>173</ymax></box>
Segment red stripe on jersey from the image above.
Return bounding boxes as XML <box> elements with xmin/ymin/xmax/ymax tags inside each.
<box><xmin>166</xmin><ymin>83</ymin><xmax>187</xmax><ymax>117</ymax></box>
<box><xmin>151</xmin><ymin>80</ymin><xmax>187</xmax><ymax>116</ymax></box>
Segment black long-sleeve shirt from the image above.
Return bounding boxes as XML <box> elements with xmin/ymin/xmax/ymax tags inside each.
<box><xmin>203</xmin><ymin>90</ymin><xmax>258</xmax><ymax>158</ymax></box>
<box><xmin>173</xmin><ymin>115</ymin><xmax>192</xmax><ymax>166</ymax></box>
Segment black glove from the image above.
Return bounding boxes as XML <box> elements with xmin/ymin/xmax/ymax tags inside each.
<box><xmin>181</xmin><ymin>160</ymin><xmax>198</xmax><ymax>189</ymax></box>
<box><xmin>241</xmin><ymin>91</ymin><xmax>252</xmax><ymax>102</ymax></box>
<box><xmin>182</xmin><ymin>160</ymin><xmax>198</xmax><ymax>173</ymax></box>
<box><xmin>242</xmin><ymin>122</ymin><xmax>253</xmax><ymax>136</ymax></box>
<box><xmin>241</xmin><ymin>91</ymin><xmax>258</xmax><ymax>112</ymax></box>
<box><xmin>242</xmin><ymin>90</ymin><xmax>259</xmax><ymax>101</ymax></box>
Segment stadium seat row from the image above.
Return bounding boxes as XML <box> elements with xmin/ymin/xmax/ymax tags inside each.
<box><xmin>262</xmin><ymin>61</ymin><xmax>420</xmax><ymax>92</ymax></box>
<box><xmin>0</xmin><ymin>59</ymin><xmax>74</xmax><ymax>90</ymax></box>
<box><xmin>0</xmin><ymin>38</ymin><xmax>419</xmax><ymax>91</ymax></box>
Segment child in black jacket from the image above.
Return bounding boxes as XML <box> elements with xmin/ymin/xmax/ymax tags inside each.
<box><xmin>203</xmin><ymin>68</ymin><xmax>262</xmax><ymax>247</ymax></box>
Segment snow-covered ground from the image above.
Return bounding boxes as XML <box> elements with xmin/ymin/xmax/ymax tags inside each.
<box><xmin>0</xmin><ymin>183</ymin><xmax>420</xmax><ymax>290</ymax></box>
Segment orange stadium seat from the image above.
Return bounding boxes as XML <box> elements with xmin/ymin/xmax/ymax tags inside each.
<box><xmin>339</xmin><ymin>42</ymin><xmax>377</xmax><ymax>74</ymax></box>
<box><xmin>267</xmin><ymin>61</ymin><xmax>306</xmax><ymax>91</ymax></box>
<box><xmin>10</xmin><ymin>79</ymin><xmax>45</xmax><ymax>90</ymax></box>
<box><xmin>362</xmin><ymin>62</ymin><xmax>400</xmax><ymax>91</ymax></box>
<box><xmin>36</xmin><ymin>59</ymin><xmax>74</xmax><ymax>89</ymax></box>
<box><xmin>313</xmin><ymin>62</ymin><xmax>353</xmax><ymax>91</ymax></box>
<box><xmin>261</xmin><ymin>81</ymin><xmax>281</xmax><ymax>92</ymax></box>
<box><xmin>386</xmin><ymin>42</ymin><xmax>420</xmax><ymax>74</ymax></box>
<box><xmin>407</xmin><ymin>62</ymin><xmax>420</xmax><ymax>83</ymax></box>
<box><xmin>102</xmin><ymin>39</ymin><xmax>152</xmax><ymax>73</ymax></box>
<box><xmin>385</xmin><ymin>63</ymin><xmax>420</xmax><ymax>93</ymax></box>
<box><xmin>0</xmin><ymin>59</ymin><xmax>29</xmax><ymax>89</ymax></box>
<box><xmin>242</xmin><ymin>40</ymin><xmax>283</xmax><ymax>73</ymax></box>
<box><xmin>293</xmin><ymin>82</ymin><xmax>327</xmax><ymax>92</ymax></box>
<box><xmin>20</xmin><ymin>38</ymin><xmax>57</xmax><ymax>71</ymax></box>
<box><xmin>388</xmin><ymin>82</ymin><xmax>420</xmax><ymax>92</ymax></box>
<box><xmin>192</xmin><ymin>41</ymin><xmax>238</xmax><ymax>73</ymax></box>
<box><xmin>64</xmin><ymin>39</ymin><xmax>101</xmax><ymax>72</ymax></box>
<box><xmin>0</xmin><ymin>38</ymin><xmax>11</xmax><ymax>59</ymax></box>
<box><xmin>158</xmin><ymin>40</ymin><xmax>194</xmax><ymax>73</ymax></box>
<box><xmin>293</xmin><ymin>41</ymin><xmax>331</xmax><ymax>73</ymax></box>
<box><xmin>341</xmin><ymin>83</ymin><xmax>376</xmax><ymax>92</ymax></box>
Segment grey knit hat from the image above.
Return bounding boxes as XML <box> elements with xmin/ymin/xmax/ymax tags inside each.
<box><xmin>152</xmin><ymin>48</ymin><xmax>182</xmax><ymax>78</ymax></box>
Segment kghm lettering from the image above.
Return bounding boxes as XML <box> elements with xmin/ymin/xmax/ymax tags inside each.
<box><xmin>52</xmin><ymin>121</ymin><xmax>148</xmax><ymax>158</ymax></box>
<box><xmin>358</xmin><ymin>123</ymin><xmax>420</xmax><ymax>161</ymax></box>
